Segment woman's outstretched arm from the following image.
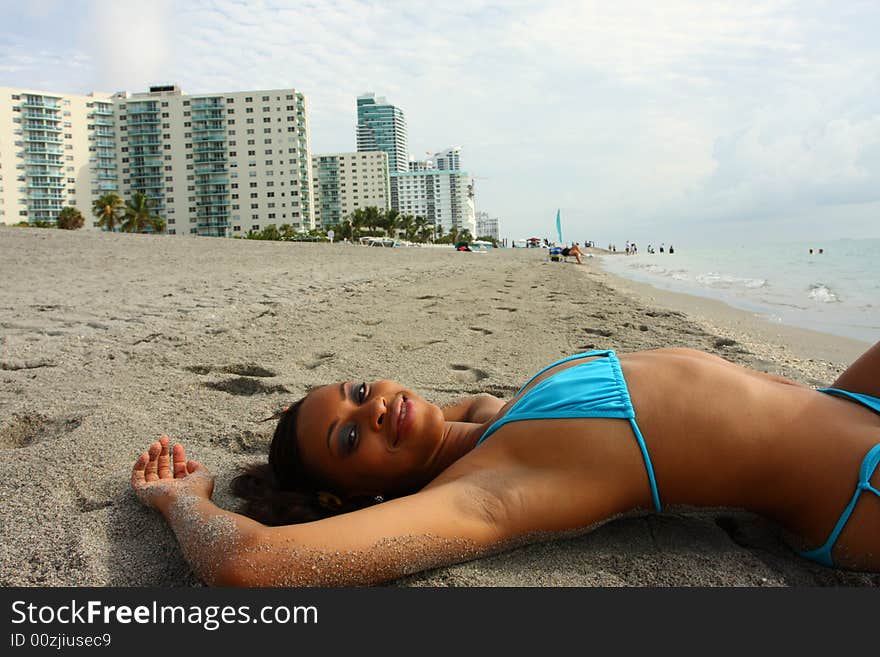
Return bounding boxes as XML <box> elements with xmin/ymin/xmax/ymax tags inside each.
<box><xmin>131</xmin><ymin>437</ymin><xmax>509</xmax><ymax>586</ymax></box>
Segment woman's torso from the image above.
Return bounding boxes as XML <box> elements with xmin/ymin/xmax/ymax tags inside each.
<box><xmin>433</xmin><ymin>348</ymin><xmax>880</xmax><ymax>568</ymax></box>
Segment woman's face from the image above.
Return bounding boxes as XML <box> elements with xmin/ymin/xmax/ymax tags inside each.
<box><xmin>295</xmin><ymin>380</ymin><xmax>446</xmax><ymax>497</ymax></box>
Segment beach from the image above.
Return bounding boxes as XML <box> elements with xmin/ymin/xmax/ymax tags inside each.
<box><xmin>1</xmin><ymin>227</ymin><xmax>877</xmax><ymax>587</ymax></box>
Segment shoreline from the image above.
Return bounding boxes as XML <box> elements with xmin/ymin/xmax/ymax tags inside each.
<box><xmin>582</xmin><ymin>249</ymin><xmax>870</xmax><ymax>381</ymax></box>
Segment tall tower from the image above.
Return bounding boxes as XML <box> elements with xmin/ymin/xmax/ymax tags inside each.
<box><xmin>357</xmin><ymin>93</ymin><xmax>408</xmax><ymax>210</ymax></box>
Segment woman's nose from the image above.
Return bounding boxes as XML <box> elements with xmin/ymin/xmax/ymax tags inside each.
<box><xmin>364</xmin><ymin>395</ymin><xmax>387</xmax><ymax>431</ymax></box>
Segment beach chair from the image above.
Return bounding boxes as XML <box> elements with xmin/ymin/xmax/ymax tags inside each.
<box><xmin>549</xmin><ymin>246</ymin><xmax>563</xmax><ymax>262</ymax></box>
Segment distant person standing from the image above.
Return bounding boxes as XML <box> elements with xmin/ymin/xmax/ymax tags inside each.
<box><xmin>809</xmin><ymin>248</ymin><xmax>814</xmax><ymax>255</ymax></box>
<box><xmin>669</xmin><ymin>244</ymin><xmax>674</xmax><ymax>254</ymax></box>
<box><xmin>660</xmin><ymin>243</ymin><xmax>665</xmax><ymax>253</ymax></box>
<box><xmin>819</xmin><ymin>248</ymin><xmax>824</xmax><ymax>254</ymax></box>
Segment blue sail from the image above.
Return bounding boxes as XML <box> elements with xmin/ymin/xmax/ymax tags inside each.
<box><xmin>555</xmin><ymin>209</ymin><xmax>562</xmax><ymax>243</ymax></box>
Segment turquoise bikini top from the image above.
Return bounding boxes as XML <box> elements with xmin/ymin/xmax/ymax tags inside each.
<box><xmin>477</xmin><ymin>350</ymin><xmax>662</xmax><ymax>512</ymax></box>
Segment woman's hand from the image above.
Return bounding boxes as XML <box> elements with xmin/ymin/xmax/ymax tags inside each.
<box><xmin>130</xmin><ymin>436</ymin><xmax>214</xmax><ymax>511</ymax></box>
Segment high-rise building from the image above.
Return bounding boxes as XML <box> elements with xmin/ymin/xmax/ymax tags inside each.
<box><xmin>356</xmin><ymin>93</ymin><xmax>408</xmax><ymax>211</ymax></box>
<box><xmin>475</xmin><ymin>211</ymin><xmax>500</xmax><ymax>240</ymax></box>
<box><xmin>116</xmin><ymin>85</ymin><xmax>313</xmax><ymax>237</ymax></box>
<box><xmin>1</xmin><ymin>84</ymin><xmax>314</xmax><ymax>236</ymax></box>
<box><xmin>408</xmin><ymin>146</ymin><xmax>462</xmax><ymax>172</ymax></box>
<box><xmin>1</xmin><ymin>87</ymin><xmax>117</xmax><ymax>226</ymax></box>
<box><xmin>432</xmin><ymin>146</ymin><xmax>461</xmax><ymax>172</ymax></box>
<box><xmin>393</xmin><ymin>169</ymin><xmax>475</xmax><ymax>237</ymax></box>
<box><xmin>311</xmin><ymin>151</ymin><xmax>389</xmax><ymax>228</ymax></box>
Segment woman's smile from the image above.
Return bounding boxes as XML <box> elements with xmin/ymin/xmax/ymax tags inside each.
<box><xmin>391</xmin><ymin>395</ymin><xmax>414</xmax><ymax>448</ymax></box>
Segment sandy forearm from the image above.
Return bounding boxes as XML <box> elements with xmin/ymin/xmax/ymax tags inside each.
<box><xmin>158</xmin><ymin>493</ymin><xmax>262</xmax><ymax>585</ymax></box>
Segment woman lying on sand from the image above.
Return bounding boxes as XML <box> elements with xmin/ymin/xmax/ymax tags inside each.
<box><xmin>131</xmin><ymin>344</ymin><xmax>880</xmax><ymax>585</ymax></box>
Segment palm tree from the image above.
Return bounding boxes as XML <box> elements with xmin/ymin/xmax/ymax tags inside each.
<box><xmin>92</xmin><ymin>193</ymin><xmax>123</xmax><ymax>232</ymax></box>
<box><xmin>382</xmin><ymin>208</ymin><xmax>400</xmax><ymax>238</ymax></box>
<box><xmin>122</xmin><ymin>192</ymin><xmax>162</xmax><ymax>233</ymax></box>
<box><xmin>348</xmin><ymin>208</ymin><xmax>366</xmax><ymax>239</ymax></box>
<box><xmin>56</xmin><ymin>206</ymin><xmax>84</xmax><ymax>230</ymax></box>
<box><xmin>413</xmin><ymin>215</ymin><xmax>428</xmax><ymax>243</ymax></box>
<box><xmin>396</xmin><ymin>213</ymin><xmax>415</xmax><ymax>241</ymax></box>
<box><xmin>363</xmin><ymin>206</ymin><xmax>382</xmax><ymax>234</ymax></box>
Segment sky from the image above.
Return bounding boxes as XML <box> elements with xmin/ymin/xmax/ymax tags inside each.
<box><xmin>3</xmin><ymin>0</ymin><xmax>880</xmax><ymax>245</ymax></box>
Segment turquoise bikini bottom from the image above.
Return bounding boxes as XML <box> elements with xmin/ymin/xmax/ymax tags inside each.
<box><xmin>798</xmin><ymin>388</ymin><xmax>880</xmax><ymax>567</ymax></box>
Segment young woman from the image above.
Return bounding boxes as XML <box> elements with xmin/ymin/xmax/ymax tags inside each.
<box><xmin>131</xmin><ymin>344</ymin><xmax>880</xmax><ymax>585</ymax></box>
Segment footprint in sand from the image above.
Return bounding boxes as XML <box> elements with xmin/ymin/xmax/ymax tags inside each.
<box><xmin>582</xmin><ymin>327</ymin><xmax>614</xmax><ymax>337</ymax></box>
<box><xmin>75</xmin><ymin>492</ymin><xmax>114</xmax><ymax>513</ymax></box>
<box><xmin>468</xmin><ymin>327</ymin><xmax>493</xmax><ymax>335</ymax></box>
<box><xmin>185</xmin><ymin>364</ymin><xmax>277</xmax><ymax>377</ymax></box>
<box><xmin>1</xmin><ymin>413</ymin><xmax>82</xmax><ymax>449</ymax></box>
<box><xmin>416</xmin><ymin>295</ymin><xmax>438</xmax><ymax>300</ymax></box>
<box><xmin>300</xmin><ymin>352</ymin><xmax>336</xmax><ymax>370</ymax></box>
<box><xmin>203</xmin><ymin>378</ymin><xmax>290</xmax><ymax>396</ymax></box>
<box><xmin>449</xmin><ymin>364</ymin><xmax>489</xmax><ymax>383</ymax></box>
<box><xmin>210</xmin><ymin>429</ymin><xmax>271</xmax><ymax>454</ymax></box>
<box><xmin>495</xmin><ymin>307</ymin><xmax>518</xmax><ymax>313</ymax></box>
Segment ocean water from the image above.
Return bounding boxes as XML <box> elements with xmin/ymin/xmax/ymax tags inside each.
<box><xmin>597</xmin><ymin>239</ymin><xmax>880</xmax><ymax>343</ymax></box>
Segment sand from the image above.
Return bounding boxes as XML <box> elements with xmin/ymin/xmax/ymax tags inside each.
<box><xmin>0</xmin><ymin>227</ymin><xmax>877</xmax><ymax>587</ymax></box>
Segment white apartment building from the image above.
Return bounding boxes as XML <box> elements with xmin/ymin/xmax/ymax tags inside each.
<box><xmin>116</xmin><ymin>85</ymin><xmax>313</xmax><ymax>237</ymax></box>
<box><xmin>392</xmin><ymin>169</ymin><xmax>475</xmax><ymax>236</ymax></box>
<box><xmin>311</xmin><ymin>151</ymin><xmax>389</xmax><ymax>228</ymax></box>
<box><xmin>1</xmin><ymin>87</ymin><xmax>117</xmax><ymax>225</ymax></box>
<box><xmin>1</xmin><ymin>84</ymin><xmax>313</xmax><ymax>236</ymax></box>
<box><xmin>475</xmin><ymin>211</ymin><xmax>500</xmax><ymax>240</ymax></box>
<box><xmin>408</xmin><ymin>146</ymin><xmax>462</xmax><ymax>172</ymax></box>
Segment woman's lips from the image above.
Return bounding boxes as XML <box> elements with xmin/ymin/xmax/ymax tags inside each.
<box><xmin>394</xmin><ymin>396</ymin><xmax>413</xmax><ymax>447</ymax></box>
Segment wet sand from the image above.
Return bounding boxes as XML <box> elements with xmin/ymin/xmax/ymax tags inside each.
<box><xmin>0</xmin><ymin>227</ymin><xmax>876</xmax><ymax>586</ymax></box>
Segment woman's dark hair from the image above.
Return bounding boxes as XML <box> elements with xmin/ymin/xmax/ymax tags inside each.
<box><xmin>230</xmin><ymin>399</ymin><xmax>379</xmax><ymax>526</ymax></box>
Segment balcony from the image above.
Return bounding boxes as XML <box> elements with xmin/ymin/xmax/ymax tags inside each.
<box><xmin>94</xmin><ymin>118</ymin><xmax>115</xmax><ymax>127</ymax></box>
<box><xmin>195</xmin><ymin>176</ymin><xmax>228</xmax><ymax>186</ymax></box>
<box><xmin>194</xmin><ymin>165</ymin><xmax>228</xmax><ymax>175</ymax></box>
<box><xmin>192</xmin><ymin>111</ymin><xmax>224</xmax><ymax>121</ymax></box>
<box><xmin>193</xmin><ymin>134</ymin><xmax>226</xmax><ymax>143</ymax></box>
<box><xmin>26</xmin><ymin>169</ymin><xmax>63</xmax><ymax>178</ymax></box>
<box><xmin>191</xmin><ymin>100</ymin><xmax>223</xmax><ymax>110</ymax></box>
<box><xmin>24</xmin><ymin>135</ymin><xmax>63</xmax><ymax>144</ymax></box>
<box><xmin>22</xmin><ymin>98</ymin><xmax>61</xmax><ymax>109</ymax></box>
<box><xmin>28</xmin><ymin>192</ymin><xmax>65</xmax><ymax>199</ymax></box>
<box><xmin>127</xmin><ymin>126</ymin><xmax>161</xmax><ymax>137</ymax></box>
<box><xmin>28</xmin><ymin>181</ymin><xmax>66</xmax><ymax>189</ymax></box>
<box><xmin>127</xmin><ymin>105</ymin><xmax>159</xmax><ymax>115</ymax></box>
<box><xmin>193</xmin><ymin>145</ymin><xmax>226</xmax><ymax>155</ymax></box>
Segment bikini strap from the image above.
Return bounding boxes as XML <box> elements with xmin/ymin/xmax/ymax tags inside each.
<box><xmin>513</xmin><ymin>350</ymin><xmax>613</xmax><ymax>396</ymax></box>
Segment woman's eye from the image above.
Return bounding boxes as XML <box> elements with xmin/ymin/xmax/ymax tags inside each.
<box><xmin>345</xmin><ymin>426</ymin><xmax>358</xmax><ymax>452</ymax></box>
<box><xmin>357</xmin><ymin>382</ymin><xmax>367</xmax><ymax>402</ymax></box>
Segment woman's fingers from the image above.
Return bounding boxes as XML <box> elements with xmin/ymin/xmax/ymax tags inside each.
<box><xmin>172</xmin><ymin>443</ymin><xmax>187</xmax><ymax>478</ymax></box>
<box><xmin>157</xmin><ymin>436</ymin><xmax>172</xmax><ymax>479</ymax></box>
<box><xmin>131</xmin><ymin>452</ymin><xmax>148</xmax><ymax>488</ymax></box>
<box><xmin>144</xmin><ymin>441</ymin><xmax>161</xmax><ymax>482</ymax></box>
